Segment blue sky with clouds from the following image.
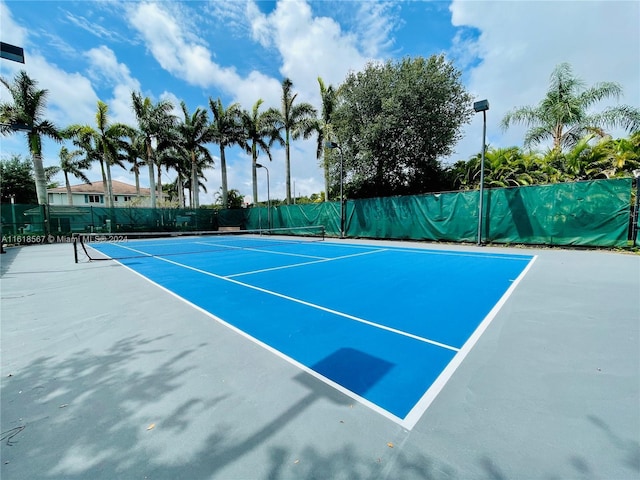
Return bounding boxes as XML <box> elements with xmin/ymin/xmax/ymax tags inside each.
<box><xmin>1</xmin><ymin>0</ymin><xmax>638</xmax><ymax>204</ymax></box>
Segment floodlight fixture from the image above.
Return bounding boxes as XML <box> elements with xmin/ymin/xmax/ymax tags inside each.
<box><xmin>1</xmin><ymin>42</ymin><xmax>25</xmax><ymax>63</ymax></box>
<box><xmin>473</xmin><ymin>99</ymin><xmax>489</xmax><ymax>112</ymax></box>
<box><xmin>0</xmin><ymin>122</ymin><xmax>32</xmax><ymax>133</ymax></box>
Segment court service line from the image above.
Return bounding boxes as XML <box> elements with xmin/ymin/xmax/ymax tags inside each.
<box><xmin>323</xmin><ymin>241</ymin><xmax>532</xmax><ymax>261</ymax></box>
<box><xmin>227</xmin><ymin>248</ymin><xmax>388</xmax><ymax>278</ymax></box>
<box><xmin>108</xmin><ymin>242</ymin><xmax>460</xmax><ymax>353</ymax></box>
<box><xmin>194</xmin><ymin>241</ymin><xmax>328</xmax><ymax>260</ymax></box>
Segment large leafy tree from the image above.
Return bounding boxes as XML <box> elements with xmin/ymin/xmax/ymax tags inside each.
<box><xmin>241</xmin><ymin>99</ymin><xmax>280</xmax><ymax>204</ymax></box>
<box><xmin>316</xmin><ymin>77</ymin><xmax>337</xmax><ymax>201</ymax></box>
<box><xmin>273</xmin><ymin>78</ymin><xmax>317</xmax><ymax>204</ymax></box>
<box><xmin>58</xmin><ymin>146</ymin><xmax>91</xmax><ymax>205</ymax></box>
<box><xmin>177</xmin><ymin>101</ymin><xmax>213</xmax><ymax>209</ymax></box>
<box><xmin>332</xmin><ymin>55</ymin><xmax>473</xmax><ymax>198</ymax></box>
<box><xmin>502</xmin><ymin>63</ymin><xmax>640</xmax><ymax>153</ymax></box>
<box><xmin>0</xmin><ymin>71</ymin><xmax>62</xmax><ymax>205</ymax></box>
<box><xmin>0</xmin><ymin>154</ymin><xmax>37</xmax><ymax>204</ymax></box>
<box><xmin>131</xmin><ymin>92</ymin><xmax>176</xmax><ymax>209</ymax></box>
<box><xmin>209</xmin><ymin>97</ymin><xmax>246</xmax><ymax>208</ymax></box>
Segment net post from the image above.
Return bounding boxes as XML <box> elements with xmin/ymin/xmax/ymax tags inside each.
<box><xmin>73</xmin><ymin>237</ymin><xmax>78</xmax><ymax>263</ymax></box>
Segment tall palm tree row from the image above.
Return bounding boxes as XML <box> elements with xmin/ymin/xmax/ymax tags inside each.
<box><xmin>209</xmin><ymin>97</ymin><xmax>247</xmax><ymax>208</ymax></box>
<box><xmin>0</xmin><ymin>70</ymin><xmax>62</xmax><ymax>205</ymax></box>
<box><xmin>4</xmin><ymin>68</ymin><xmax>639</xmax><ymax>210</ymax></box>
<box><xmin>274</xmin><ymin>78</ymin><xmax>318</xmax><ymax>204</ymax></box>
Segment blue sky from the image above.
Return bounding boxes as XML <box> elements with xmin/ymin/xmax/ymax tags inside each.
<box><xmin>1</xmin><ymin>0</ymin><xmax>638</xmax><ymax>205</ymax></box>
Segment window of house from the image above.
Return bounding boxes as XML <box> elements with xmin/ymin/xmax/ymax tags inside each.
<box><xmin>85</xmin><ymin>194</ymin><xmax>103</xmax><ymax>203</ymax></box>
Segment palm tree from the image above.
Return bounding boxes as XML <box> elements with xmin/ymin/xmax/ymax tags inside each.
<box><xmin>131</xmin><ymin>92</ymin><xmax>176</xmax><ymax>209</ymax></box>
<box><xmin>452</xmin><ymin>147</ymin><xmax>546</xmax><ymax>190</ymax></box>
<box><xmin>316</xmin><ymin>77</ymin><xmax>337</xmax><ymax>201</ymax></box>
<box><xmin>155</xmin><ymin>147</ymin><xmax>187</xmax><ymax>207</ymax></box>
<box><xmin>209</xmin><ymin>97</ymin><xmax>247</xmax><ymax>208</ymax></box>
<box><xmin>66</xmin><ymin>101</ymin><xmax>133</xmax><ymax>208</ymax></box>
<box><xmin>241</xmin><ymin>99</ymin><xmax>280</xmax><ymax>204</ymax></box>
<box><xmin>58</xmin><ymin>146</ymin><xmax>91</xmax><ymax>205</ymax></box>
<box><xmin>502</xmin><ymin>63</ymin><xmax>640</xmax><ymax>154</ymax></box>
<box><xmin>589</xmin><ymin>132</ymin><xmax>640</xmax><ymax>178</ymax></box>
<box><xmin>177</xmin><ymin>101</ymin><xmax>213</xmax><ymax>209</ymax></box>
<box><xmin>123</xmin><ymin>130</ymin><xmax>146</xmax><ymax>197</ymax></box>
<box><xmin>184</xmin><ymin>151</ymin><xmax>211</xmax><ymax>207</ymax></box>
<box><xmin>274</xmin><ymin>78</ymin><xmax>318</xmax><ymax>204</ymax></box>
<box><xmin>0</xmin><ymin>70</ymin><xmax>62</xmax><ymax>205</ymax></box>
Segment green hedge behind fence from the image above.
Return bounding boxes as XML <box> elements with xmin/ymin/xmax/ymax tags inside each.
<box><xmin>1</xmin><ymin>178</ymin><xmax>634</xmax><ymax>248</ymax></box>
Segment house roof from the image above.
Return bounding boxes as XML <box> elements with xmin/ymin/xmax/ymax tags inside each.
<box><xmin>48</xmin><ymin>180</ymin><xmax>150</xmax><ymax>195</ymax></box>
<box><xmin>23</xmin><ymin>206</ymin><xmax>90</xmax><ymax>216</ymax></box>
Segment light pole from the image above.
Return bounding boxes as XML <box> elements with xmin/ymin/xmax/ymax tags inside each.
<box><xmin>10</xmin><ymin>195</ymin><xmax>17</xmax><ymax>235</ymax></box>
<box><xmin>473</xmin><ymin>99</ymin><xmax>489</xmax><ymax>246</ymax></box>
<box><xmin>633</xmin><ymin>169</ymin><xmax>640</xmax><ymax>247</ymax></box>
<box><xmin>325</xmin><ymin>141</ymin><xmax>345</xmax><ymax>238</ymax></box>
<box><xmin>256</xmin><ymin>163</ymin><xmax>270</xmax><ymax>231</ymax></box>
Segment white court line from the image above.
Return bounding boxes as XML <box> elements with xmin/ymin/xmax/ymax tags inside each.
<box><xmin>322</xmin><ymin>241</ymin><xmax>532</xmax><ymax>261</ymax></box>
<box><xmin>400</xmin><ymin>254</ymin><xmax>539</xmax><ymax>430</ymax></box>
<box><xmin>228</xmin><ymin>248</ymin><xmax>388</xmax><ymax>278</ymax></box>
<box><xmin>106</xmin><ymin>242</ymin><xmax>459</xmax><ymax>352</ymax></box>
<box><xmin>194</xmin><ymin>241</ymin><xmax>328</xmax><ymax>260</ymax></box>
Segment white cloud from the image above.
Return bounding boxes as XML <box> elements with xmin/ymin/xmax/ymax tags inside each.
<box><xmin>85</xmin><ymin>46</ymin><xmax>141</xmax><ymax>125</ymax></box>
<box><xmin>447</xmin><ymin>0</ymin><xmax>640</xmax><ymax>162</ymax></box>
<box><xmin>354</xmin><ymin>1</ymin><xmax>400</xmax><ymax>57</ymax></box>
<box><xmin>63</xmin><ymin>10</ymin><xmax>133</xmax><ymax>44</ymax></box>
<box><xmin>127</xmin><ymin>1</ymin><xmax>283</xmax><ymax>109</ymax></box>
<box><xmin>0</xmin><ymin>1</ymin><xmax>27</xmax><ymax>47</ymax></box>
<box><xmin>248</xmin><ymin>0</ymin><xmax>371</xmax><ymax>102</ymax></box>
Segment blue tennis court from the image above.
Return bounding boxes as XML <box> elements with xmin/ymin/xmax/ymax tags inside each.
<box><xmin>85</xmin><ymin>233</ymin><xmax>536</xmax><ymax>429</ymax></box>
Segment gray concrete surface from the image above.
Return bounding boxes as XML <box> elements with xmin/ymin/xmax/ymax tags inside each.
<box><xmin>1</xmin><ymin>241</ymin><xmax>638</xmax><ymax>479</ymax></box>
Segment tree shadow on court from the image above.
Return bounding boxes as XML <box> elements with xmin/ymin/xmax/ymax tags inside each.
<box><xmin>0</xmin><ymin>329</ymin><xmax>467</xmax><ymax>480</ymax></box>
<box><xmin>3</xmin><ymin>328</ymin><xmax>638</xmax><ymax>480</ymax></box>
<box><xmin>0</xmin><ymin>246</ymin><xmax>19</xmax><ymax>277</ymax></box>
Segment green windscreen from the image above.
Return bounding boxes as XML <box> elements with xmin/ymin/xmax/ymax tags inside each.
<box><xmin>1</xmin><ymin>178</ymin><xmax>633</xmax><ymax>248</ymax></box>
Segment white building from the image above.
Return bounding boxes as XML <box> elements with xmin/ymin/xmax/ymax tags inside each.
<box><xmin>47</xmin><ymin>180</ymin><xmax>152</xmax><ymax>207</ymax></box>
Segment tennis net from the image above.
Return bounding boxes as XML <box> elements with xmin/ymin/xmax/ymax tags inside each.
<box><xmin>74</xmin><ymin>225</ymin><xmax>325</xmax><ymax>263</ymax></box>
